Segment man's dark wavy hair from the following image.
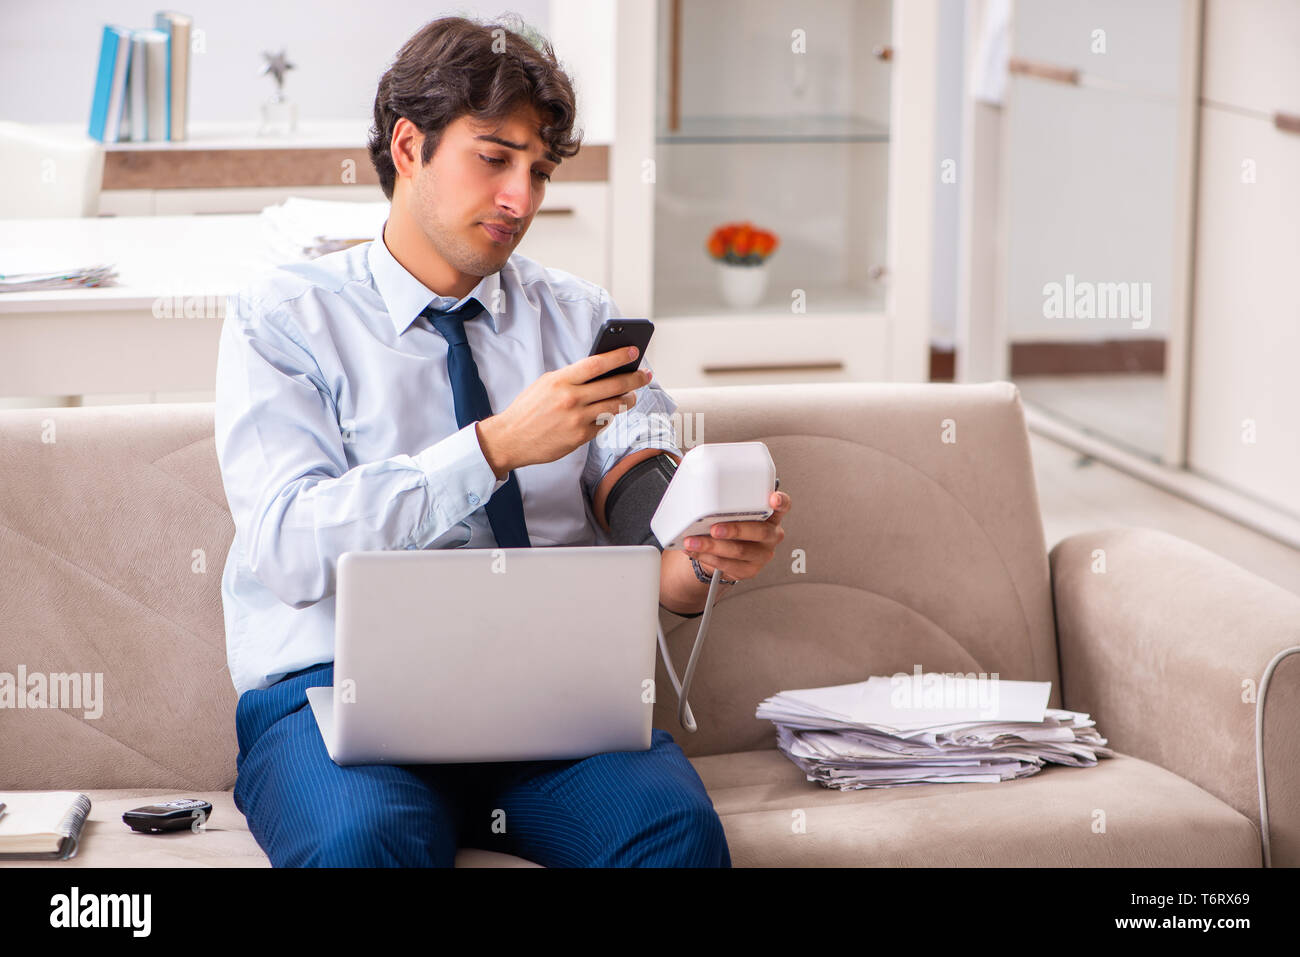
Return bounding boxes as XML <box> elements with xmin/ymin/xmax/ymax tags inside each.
<box><xmin>367</xmin><ymin>14</ymin><xmax>584</xmax><ymax>200</ymax></box>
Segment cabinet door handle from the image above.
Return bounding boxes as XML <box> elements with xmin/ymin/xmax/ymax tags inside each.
<box><xmin>1008</xmin><ymin>57</ymin><xmax>1081</xmax><ymax>87</ymax></box>
<box><xmin>702</xmin><ymin>361</ymin><xmax>845</xmax><ymax>374</ymax></box>
<box><xmin>535</xmin><ymin>207</ymin><xmax>575</xmax><ymax>216</ymax></box>
<box><xmin>1274</xmin><ymin>112</ymin><xmax>1300</xmax><ymax>136</ymax></box>
<box><xmin>873</xmin><ymin>44</ymin><xmax>893</xmax><ymax>62</ymax></box>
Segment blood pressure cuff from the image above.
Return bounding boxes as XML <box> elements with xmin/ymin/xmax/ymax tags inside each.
<box><xmin>605</xmin><ymin>452</ymin><xmax>705</xmax><ymax>618</ymax></box>
<box><xmin>604</xmin><ymin>452</ymin><xmax>679</xmax><ymax>551</ymax></box>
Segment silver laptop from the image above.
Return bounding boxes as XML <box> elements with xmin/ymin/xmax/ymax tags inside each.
<box><xmin>305</xmin><ymin>545</ymin><xmax>661</xmax><ymax>766</ymax></box>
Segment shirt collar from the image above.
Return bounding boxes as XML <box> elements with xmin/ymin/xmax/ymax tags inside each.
<box><xmin>367</xmin><ymin>218</ymin><xmax>504</xmax><ymax>336</ymax></box>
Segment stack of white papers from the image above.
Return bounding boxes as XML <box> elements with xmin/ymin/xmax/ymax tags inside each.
<box><xmin>756</xmin><ymin>673</ymin><xmax>1113</xmax><ymax>790</ymax></box>
<box><xmin>260</xmin><ymin>197</ymin><xmax>389</xmax><ymax>261</ymax></box>
<box><xmin>0</xmin><ymin>264</ymin><xmax>118</xmax><ymax>293</ymax></box>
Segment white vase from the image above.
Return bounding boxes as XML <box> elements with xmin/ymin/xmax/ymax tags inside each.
<box><xmin>716</xmin><ymin>261</ymin><xmax>769</xmax><ymax>309</ymax></box>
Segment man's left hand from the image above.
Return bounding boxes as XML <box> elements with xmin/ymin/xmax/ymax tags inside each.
<box><xmin>683</xmin><ymin>490</ymin><xmax>791</xmax><ymax>583</ymax></box>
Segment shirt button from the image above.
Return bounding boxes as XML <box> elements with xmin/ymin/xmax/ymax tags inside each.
<box><xmin>468</xmin><ymin>493</ymin><xmax>480</xmax><ymax>505</ymax></box>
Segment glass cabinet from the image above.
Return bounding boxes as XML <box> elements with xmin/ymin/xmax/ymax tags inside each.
<box><xmin>610</xmin><ymin>0</ymin><xmax>937</xmax><ymax>388</ymax></box>
<box><xmin>653</xmin><ymin>0</ymin><xmax>893</xmax><ymax>320</ymax></box>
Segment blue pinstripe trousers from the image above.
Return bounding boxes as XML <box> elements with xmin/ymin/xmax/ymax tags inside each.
<box><xmin>232</xmin><ymin>662</ymin><xmax>732</xmax><ymax>867</ymax></box>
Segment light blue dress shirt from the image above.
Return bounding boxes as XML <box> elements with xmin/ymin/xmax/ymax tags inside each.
<box><xmin>214</xmin><ymin>219</ymin><xmax>682</xmax><ymax>697</ymax></box>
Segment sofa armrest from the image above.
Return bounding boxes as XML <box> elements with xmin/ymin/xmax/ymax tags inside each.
<box><xmin>1051</xmin><ymin>527</ymin><xmax>1300</xmax><ymax>867</ymax></box>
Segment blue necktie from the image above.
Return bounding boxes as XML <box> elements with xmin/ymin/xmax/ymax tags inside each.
<box><xmin>423</xmin><ymin>297</ymin><xmax>532</xmax><ymax>548</ymax></box>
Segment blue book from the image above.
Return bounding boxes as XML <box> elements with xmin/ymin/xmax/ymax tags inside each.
<box><xmin>153</xmin><ymin>13</ymin><xmax>172</xmax><ymax>140</ymax></box>
<box><xmin>88</xmin><ymin>25</ymin><xmax>133</xmax><ymax>142</ymax></box>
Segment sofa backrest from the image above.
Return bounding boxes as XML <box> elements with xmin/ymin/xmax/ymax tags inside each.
<box><xmin>2</xmin><ymin>402</ymin><xmax>235</xmax><ymax>789</ymax></box>
<box><xmin>654</xmin><ymin>382</ymin><xmax>1062</xmax><ymax>755</ymax></box>
<box><xmin>0</xmin><ymin>382</ymin><xmax>1060</xmax><ymax>788</ymax></box>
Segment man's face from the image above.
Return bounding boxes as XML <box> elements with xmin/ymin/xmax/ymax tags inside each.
<box><xmin>403</xmin><ymin>105</ymin><xmax>559</xmax><ymax>281</ymax></box>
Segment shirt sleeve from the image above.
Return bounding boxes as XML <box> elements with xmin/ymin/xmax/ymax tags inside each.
<box><xmin>581</xmin><ymin>289</ymin><xmax>684</xmax><ymax>503</ymax></box>
<box><xmin>214</xmin><ymin>292</ymin><xmax>508</xmax><ymax>610</ymax></box>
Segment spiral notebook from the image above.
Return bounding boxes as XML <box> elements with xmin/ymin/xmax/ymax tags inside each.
<box><xmin>0</xmin><ymin>792</ymin><xmax>93</xmax><ymax>861</ymax></box>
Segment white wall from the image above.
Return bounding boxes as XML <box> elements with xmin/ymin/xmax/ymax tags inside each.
<box><xmin>0</xmin><ymin>1</ymin><xmax>594</xmax><ymax>133</ymax></box>
<box><xmin>547</xmin><ymin>0</ymin><xmax>614</xmax><ymax>144</ymax></box>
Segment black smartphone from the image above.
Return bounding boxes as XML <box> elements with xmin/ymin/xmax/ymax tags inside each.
<box><xmin>122</xmin><ymin>799</ymin><xmax>214</xmax><ymax>833</ymax></box>
<box><xmin>585</xmin><ymin>318</ymin><xmax>654</xmax><ymax>382</ymax></box>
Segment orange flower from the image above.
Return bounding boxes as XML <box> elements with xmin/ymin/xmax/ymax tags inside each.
<box><xmin>707</xmin><ymin>221</ymin><xmax>780</xmax><ymax>262</ymax></box>
<box><xmin>732</xmin><ymin>225</ymin><xmax>754</xmax><ymax>256</ymax></box>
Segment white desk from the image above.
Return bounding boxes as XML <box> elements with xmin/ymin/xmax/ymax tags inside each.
<box><xmin>0</xmin><ymin>214</ymin><xmax>281</xmax><ymax>397</ymax></box>
<box><xmin>0</xmin><ymin>182</ymin><xmax>610</xmax><ymax>399</ymax></box>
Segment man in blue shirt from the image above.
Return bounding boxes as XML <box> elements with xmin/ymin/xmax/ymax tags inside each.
<box><xmin>216</xmin><ymin>16</ymin><xmax>791</xmax><ymax>867</ymax></box>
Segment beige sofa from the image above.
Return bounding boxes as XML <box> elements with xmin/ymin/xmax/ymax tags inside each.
<box><xmin>2</xmin><ymin>381</ymin><xmax>1297</xmax><ymax>867</ymax></box>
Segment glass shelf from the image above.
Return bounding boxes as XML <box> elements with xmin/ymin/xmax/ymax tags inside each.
<box><xmin>655</xmin><ymin>278</ymin><xmax>885</xmax><ymax>320</ymax></box>
<box><xmin>652</xmin><ymin>0</ymin><xmax>893</xmax><ymax>331</ymax></box>
<box><xmin>658</xmin><ymin>114</ymin><xmax>889</xmax><ymax>145</ymax></box>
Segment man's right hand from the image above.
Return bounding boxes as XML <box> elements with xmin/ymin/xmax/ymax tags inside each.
<box><xmin>475</xmin><ymin>347</ymin><xmax>651</xmax><ymax>479</ymax></box>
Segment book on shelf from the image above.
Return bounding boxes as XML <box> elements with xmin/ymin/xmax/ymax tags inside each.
<box><xmin>154</xmin><ymin>11</ymin><xmax>192</xmax><ymax>142</ymax></box>
<box><xmin>88</xmin><ymin>25</ymin><xmax>132</xmax><ymax>142</ymax></box>
<box><xmin>124</xmin><ymin>29</ymin><xmax>169</xmax><ymax>142</ymax></box>
<box><xmin>89</xmin><ymin>11</ymin><xmax>192</xmax><ymax>143</ymax></box>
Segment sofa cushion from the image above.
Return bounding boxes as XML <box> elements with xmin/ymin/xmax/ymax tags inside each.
<box><xmin>692</xmin><ymin>749</ymin><xmax>1262</xmax><ymax>866</ymax></box>
<box><xmin>1</xmin><ymin>748</ymin><xmax>1260</xmax><ymax>868</ymax></box>
<box><xmin>1</xmin><ymin>403</ymin><xmax>238</xmax><ymax>791</ymax></box>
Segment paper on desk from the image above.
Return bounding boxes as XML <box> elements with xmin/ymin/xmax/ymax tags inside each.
<box><xmin>0</xmin><ymin>264</ymin><xmax>118</xmax><ymax>292</ymax></box>
<box><xmin>260</xmin><ymin>197</ymin><xmax>390</xmax><ymax>261</ymax></box>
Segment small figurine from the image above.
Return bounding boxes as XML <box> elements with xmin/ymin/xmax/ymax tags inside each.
<box><xmin>258</xmin><ymin>48</ymin><xmax>298</xmax><ymax>136</ymax></box>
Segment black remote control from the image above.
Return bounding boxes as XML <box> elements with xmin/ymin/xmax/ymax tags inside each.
<box><xmin>123</xmin><ymin>799</ymin><xmax>214</xmax><ymax>833</ymax></box>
